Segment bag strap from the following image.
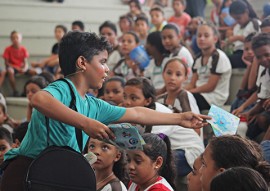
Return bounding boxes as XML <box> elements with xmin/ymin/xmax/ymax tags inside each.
<box><xmin>45</xmin><ymin>78</ymin><xmax>83</xmax><ymax>153</ymax></box>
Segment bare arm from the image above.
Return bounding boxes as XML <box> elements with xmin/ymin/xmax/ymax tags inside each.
<box><xmin>4</xmin><ymin>59</ymin><xmax>12</xmax><ymax>68</ymax></box>
<box><xmin>32</xmin><ymin>54</ymin><xmax>58</xmax><ymax>68</ymax></box>
<box><xmin>22</xmin><ymin>58</ymin><xmax>29</xmax><ymax>72</ymax></box>
<box><xmin>189</xmin><ymin>74</ymin><xmax>220</xmax><ymax>93</ymax></box>
<box><xmin>31</xmin><ymin>90</ymin><xmax>115</xmax><ymax>139</ymax></box>
<box><xmin>185</xmin><ymin>72</ymin><xmax>198</xmax><ymax>90</ymax></box>
<box><xmin>117</xmin><ymin>107</ymin><xmax>211</xmax><ymax>129</ymax></box>
<box><xmin>232</xmin><ymin>91</ymin><xmax>257</xmax><ymax>116</ymax></box>
<box><xmin>247</xmin><ymin>100</ymin><xmax>265</xmax><ymax>117</ymax></box>
<box><xmin>240</xmin><ymin>64</ymin><xmax>251</xmax><ymax>90</ymax></box>
<box><xmin>26</xmin><ymin>103</ymin><xmax>32</xmax><ymax>122</ymax></box>
<box><xmin>248</xmin><ymin>59</ymin><xmax>259</xmax><ymax>90</ymax></box>
<box><xmin>5</xmin><ymin>58</ymin><xmax>22</xmax><ymax>71</ymax></box>
<box><xmin>228</xmin><ymin>35</ymin><xmax>245</xmax><ymax>43</ymax></box>
<box><xmin>47</xmin><ymin>57</ymin><xmax>59</xmax><ymax>67</ymax></box>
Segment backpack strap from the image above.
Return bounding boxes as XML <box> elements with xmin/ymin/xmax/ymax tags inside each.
<box><xmin>176</xmin><ymin>90</ymin><xmax>192</xmax><ymax>112</ymax></box>
<box><xmin>45</xmin><ymin>78</ymin><xmax>83</xmax><ymax>153</ymax></box>
<box><xmin>251</xmin><ymin>18</ymin><xmax>259</xmax><ymax>31</ymax></box>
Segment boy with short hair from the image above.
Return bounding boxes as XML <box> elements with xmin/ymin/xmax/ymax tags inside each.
<box><xmin>118</xmin><ymin>15</ymin><xmax>134</xmax><ymax>43</ymax></box>
<box><xmin>135</xmin><ymin>16</ymin><xmax>150</xmax><ymax>46</ymax></box>
<box><xmin>31</xmin><ymin>25</ymin><xmax>67</xmax><ymax>76</ymax></box>
<box><xmin>71</xmin><ymin>20</ymin><xmax>85</xmax><ymax>32</ymax></box>
<box><xmin>0</xmin><ymin>31</ymin><xmax>209</xmax><ymax>191</ymax></box>
<box><xmin>0</xmin><ymin>128</ymin><xmax>13</xmax><ymax>165</ymax></box>
<box><xmin>2</xmin><ymin>31</ymin><xmax>29</xmax><ymax>96</ymax></box>
<box><xmin>168</xmin><ymin>0</ymin><xmax>191</xmax><ymax>36</ymax></box>
<box><xmin>99</xmin><ymin>21</ymin><xmax>121</xmax><ymax>71</ymax></box>
<box><xmin>149</xmin><ymin>6</ymin><xmax>167</xmax><ymax>33</ymax></box>
<box><xmin>243</xmin><ymin>33</ymin><xmax>270</xmax><ymax>141</ymax></box>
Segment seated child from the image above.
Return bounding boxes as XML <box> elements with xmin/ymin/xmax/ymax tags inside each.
<box><xmin>127</xmin><ymin>133</ymin><xmax>175</xmax><ymax>191</ymax></box>
<box><xmin>127</xmin><ymin>0</ymin><xmax>147</xmax><ymax>22</ymax></box>
<box><xmin>231</xmin><ymin>32</ymin><xmax>257</xmax><ymax>114</ymax></box>
<box><xmin>123</xmin><ymin>77</ymin><xmax>204</xmax><ymax>179</ymax></box>
<box><xmin>99</xmin><ymin>21</ymin><xmax>122</xmax><ymax>71</ymax></box>
<box><xmin>149</xmin><ymin>6</ymin><xmax>167</xmax><ymax>33</ymax></box>
<box><xmin>31</xmin><ymin>25</ymin><xmax>67</xmax><ymax>75</ymax></box>
<box><xmin>157</xmin><ymin>57</ymin><xmax>201</xmax><ymax>135</ymax></box>
<box><xmin>24</xmin><ymin>75</ymin><xmax>51</xmax><ymax>121</ymax></box>
<box><xmin>118</xmin><ymin>15</ymin><xmax>134</xmax><ymax>44</ymax></box>
<box><xmin>71</xmin><ymin>20</ymin><xmax>85</xmax><ymax>31</ymax></box>
<box><xmin>185</xmin><ymin>22</ymin><xmax>232</xmax><ymax>111</ymax></box>
<box><xmin>144</xmin><ymin>31</ymin><xmax>169</xmax><ymax>91</ymax></box>
<box><xmin>161</xmin><ymin>24</ymin><xmax>194</xmax><ymax>84</ymax></box>
<box><xmin>0</xmin><ymin>128</ymin><xmax>13</xmax><ymax>165</ymax></box>
<box><xmin>103</xmin><ymin>76</ymin><xmax>125</xmax><ymax>106</ymax></box>
<box><xmin>0</xmin><ymin>93</ymin><xmax>17</xmax><ymax>133</ymax></box>
<box><xmin>184</xmin><ymin>17</ymin><xmax>204</xmax><ymax>57</ymax></box>
<box><xmin>135</xmin><ymin>16</ymin><xmax>149</xmax><ymax>46</ymax></box>
<box><xmin>200</xmin><ymin>135</ymin><xmax>270</xmax><ymax>191</ymax></box>
<box><xmin>12</xmin><ymin>122</ymin><xmax>29</xmax><ymax>148</ymax></box>
<box><xmin>2</xmin><ymin>31</ymin><xmax>29</xmax><ymax>96</ymax></box>
<box><xmin>226</xmin><ymin>0</ymin><xmax>260</xmax><ymax>68</ymax></box>
<box><xmin>187</xmin><ymin>155</ymin><xmax>202</xmax><ymax>191</ymax></box>
<box><xmin>243</xmin><ymin>33</ymin><xmax>270</xmax><ymax>141</ymax></box>
<box><xmin>87</xmin><ymin>138</ymin><xmax>127</xmax><ymax>190</ymax></box>
<box><xmin>210</xmin><ymin>167</ymin><xmax>269</xmax><ymax>191</ymax></box>
<box><xmin>219</xmin><ymin>0</ymin><xmax>236</xmax><ymax>28</ymax></box>
<box><xmin>232</xmin><ymin>16</ymin><xmax>270</xmax><ymax>116</ymax></box>
<box><xmin>113</xmin><ymin>32</ymin><xmax>141</xmax><ymax>80</ymax></box>
<box><xmin>168</xmin><ymin>0</ymin><xmax>191</xmax><ymax>37</ymax></box>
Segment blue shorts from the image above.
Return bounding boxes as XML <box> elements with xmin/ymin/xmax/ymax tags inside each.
<box><xmin>261</xmin><ymin>140</ymin><xmax>270</xmax><ymax>164</ymax></box>
<box><xmin>174</xmin><ymin>149</ymin><xmax>192</xmax><ymax>177</ymax></box>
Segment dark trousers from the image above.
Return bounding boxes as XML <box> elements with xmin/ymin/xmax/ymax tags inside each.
<box><xmin>0</xmin><ymin>156</ymin><xmax>33</xmax><ymax>191</ymax></box>
<box><xmin>229</xmin><ymin>50</ymin><xmax>247</xmax><ymax>69</ymax></box>
<box><xmin>185</xmin><ymin>0</ymin><xmax>206</xmax><ymax>17</ymax></box>
<box><xmin>192</xmin><ymin>93</ymin><xmax>210</xmax><ymax>111</ymax></box>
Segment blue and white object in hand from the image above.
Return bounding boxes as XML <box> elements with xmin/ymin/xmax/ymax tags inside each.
<box><xmin>207</xmin><ymin>105</ymin><xmax>240</xmax><ymax>137</ymax></box>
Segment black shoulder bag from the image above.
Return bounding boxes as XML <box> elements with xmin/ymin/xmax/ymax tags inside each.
<box><xmin>25</xmin><ymin>78</ymin><xmax>96</xmax><ymax>191</ymax></box>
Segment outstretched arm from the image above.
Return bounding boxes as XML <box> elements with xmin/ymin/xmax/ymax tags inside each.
<box><xmin>189</xmin><ymin>74</ymin><xmax>220</xmax><ymax>93</ymax></box>
<box><xmin>117</xmin><ymin>107</ymin><xmax>210</xmax><ymax>129</ymax></box>
<box><xmin>31</xmin><ymin>90</ymin><xmax>115</xmax><ymax>140</ymax></box>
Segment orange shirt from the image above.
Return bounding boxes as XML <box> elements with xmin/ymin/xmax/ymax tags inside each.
<box><xmin>2</xmin><ymin>45</ymin><xmax>29</xmax><ymax>68</ymax></box>
<box><xmin>168</xmin><ymin>12</ymin><xmax>191</xmax><ymax>36</ymax></box>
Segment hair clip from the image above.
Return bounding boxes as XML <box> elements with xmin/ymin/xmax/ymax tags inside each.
<box><xmin>158</xmin><ymin>133</ymin><xmax>167</xmax><ymax>140</ymax></box>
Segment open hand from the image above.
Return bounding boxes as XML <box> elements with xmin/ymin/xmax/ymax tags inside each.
<box><xmin>179</xmin><ymin>112</ymin><xmax>211</xmax><ymax>129</ymax></box>
<box><xmin>83</xmin><ymin>120</ymin><xmax>115</xmax><ymax>140</ymax></box>
<box><xmin>263</xmin><ymin>98</ymin><xmax>270</xmax><ymax>111</ymax></box>
<box><xmin>232</xmin><ymin>106</ymin><xmax>244</xmax><ymax>116</ymax></box>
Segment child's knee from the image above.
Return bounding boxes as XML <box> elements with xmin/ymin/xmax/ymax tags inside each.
<box><xmin>0</xmin><ymin>70</ymin><xmax>6</xmax><ymax>76</ymax></box>
<box><xmin>7</xmin><ymin>68</ymin><xmax>14</xmax><ymax>75</ymax></box>
<box><xmin>256</xmin><ymin>114</ymin><xmax>269</xmax><ymax>130</ymax></box>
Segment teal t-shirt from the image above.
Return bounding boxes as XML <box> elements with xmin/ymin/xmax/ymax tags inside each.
<box><xmin>5</xmin><ymin>79</ymin><xmax>126</xmax><ymax>160</ymax></box>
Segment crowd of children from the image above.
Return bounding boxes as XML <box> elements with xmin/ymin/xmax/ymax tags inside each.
<box><xmin>1</xmin><ymin>0</ymin><xmax>270</xmax><ymax>191</ymax></box>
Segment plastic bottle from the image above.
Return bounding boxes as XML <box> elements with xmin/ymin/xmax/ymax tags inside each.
<box><xmin>237</xmin><ymin>116</ymin><xmax>248</xmax><ymax>138</ymax></box>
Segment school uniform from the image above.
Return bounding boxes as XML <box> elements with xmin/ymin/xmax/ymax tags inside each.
<box><xmin>144</xmin><ymin>57</ymin><xmax>169</xmax><ymax>89</ymax></box>
<box><xmin>192</xmin><ymin>49</ymin><xmax>232</xmax><ymax>110</ymax></box>
<box><xmin>128</xmin><ymin>176</ymin><xmax>174</xmax><ymax>191</ymax></box>
<box><xmin>229</xmin><ymin>19</ymin><xmax>261</xmax><ymax>68</ymax></box>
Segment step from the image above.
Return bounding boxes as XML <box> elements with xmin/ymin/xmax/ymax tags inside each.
<box><xmin>0</xmin><ymin>0</ymin><xmax>123</xmax><ymax>7</ymax></box>
<box><xmin>0</xmin><ymin>74</ymin><xmax>32</xmax><ymax>98</ymax></box>
<box><xmin>0</xmin><ymin>3</ymin><xmax>128</xmax><ymax>27</ymax></box>
<box><xmin>6</xmin><ymin>97</ymin><xmax>28</xmax><ymax>120</ymax></box>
